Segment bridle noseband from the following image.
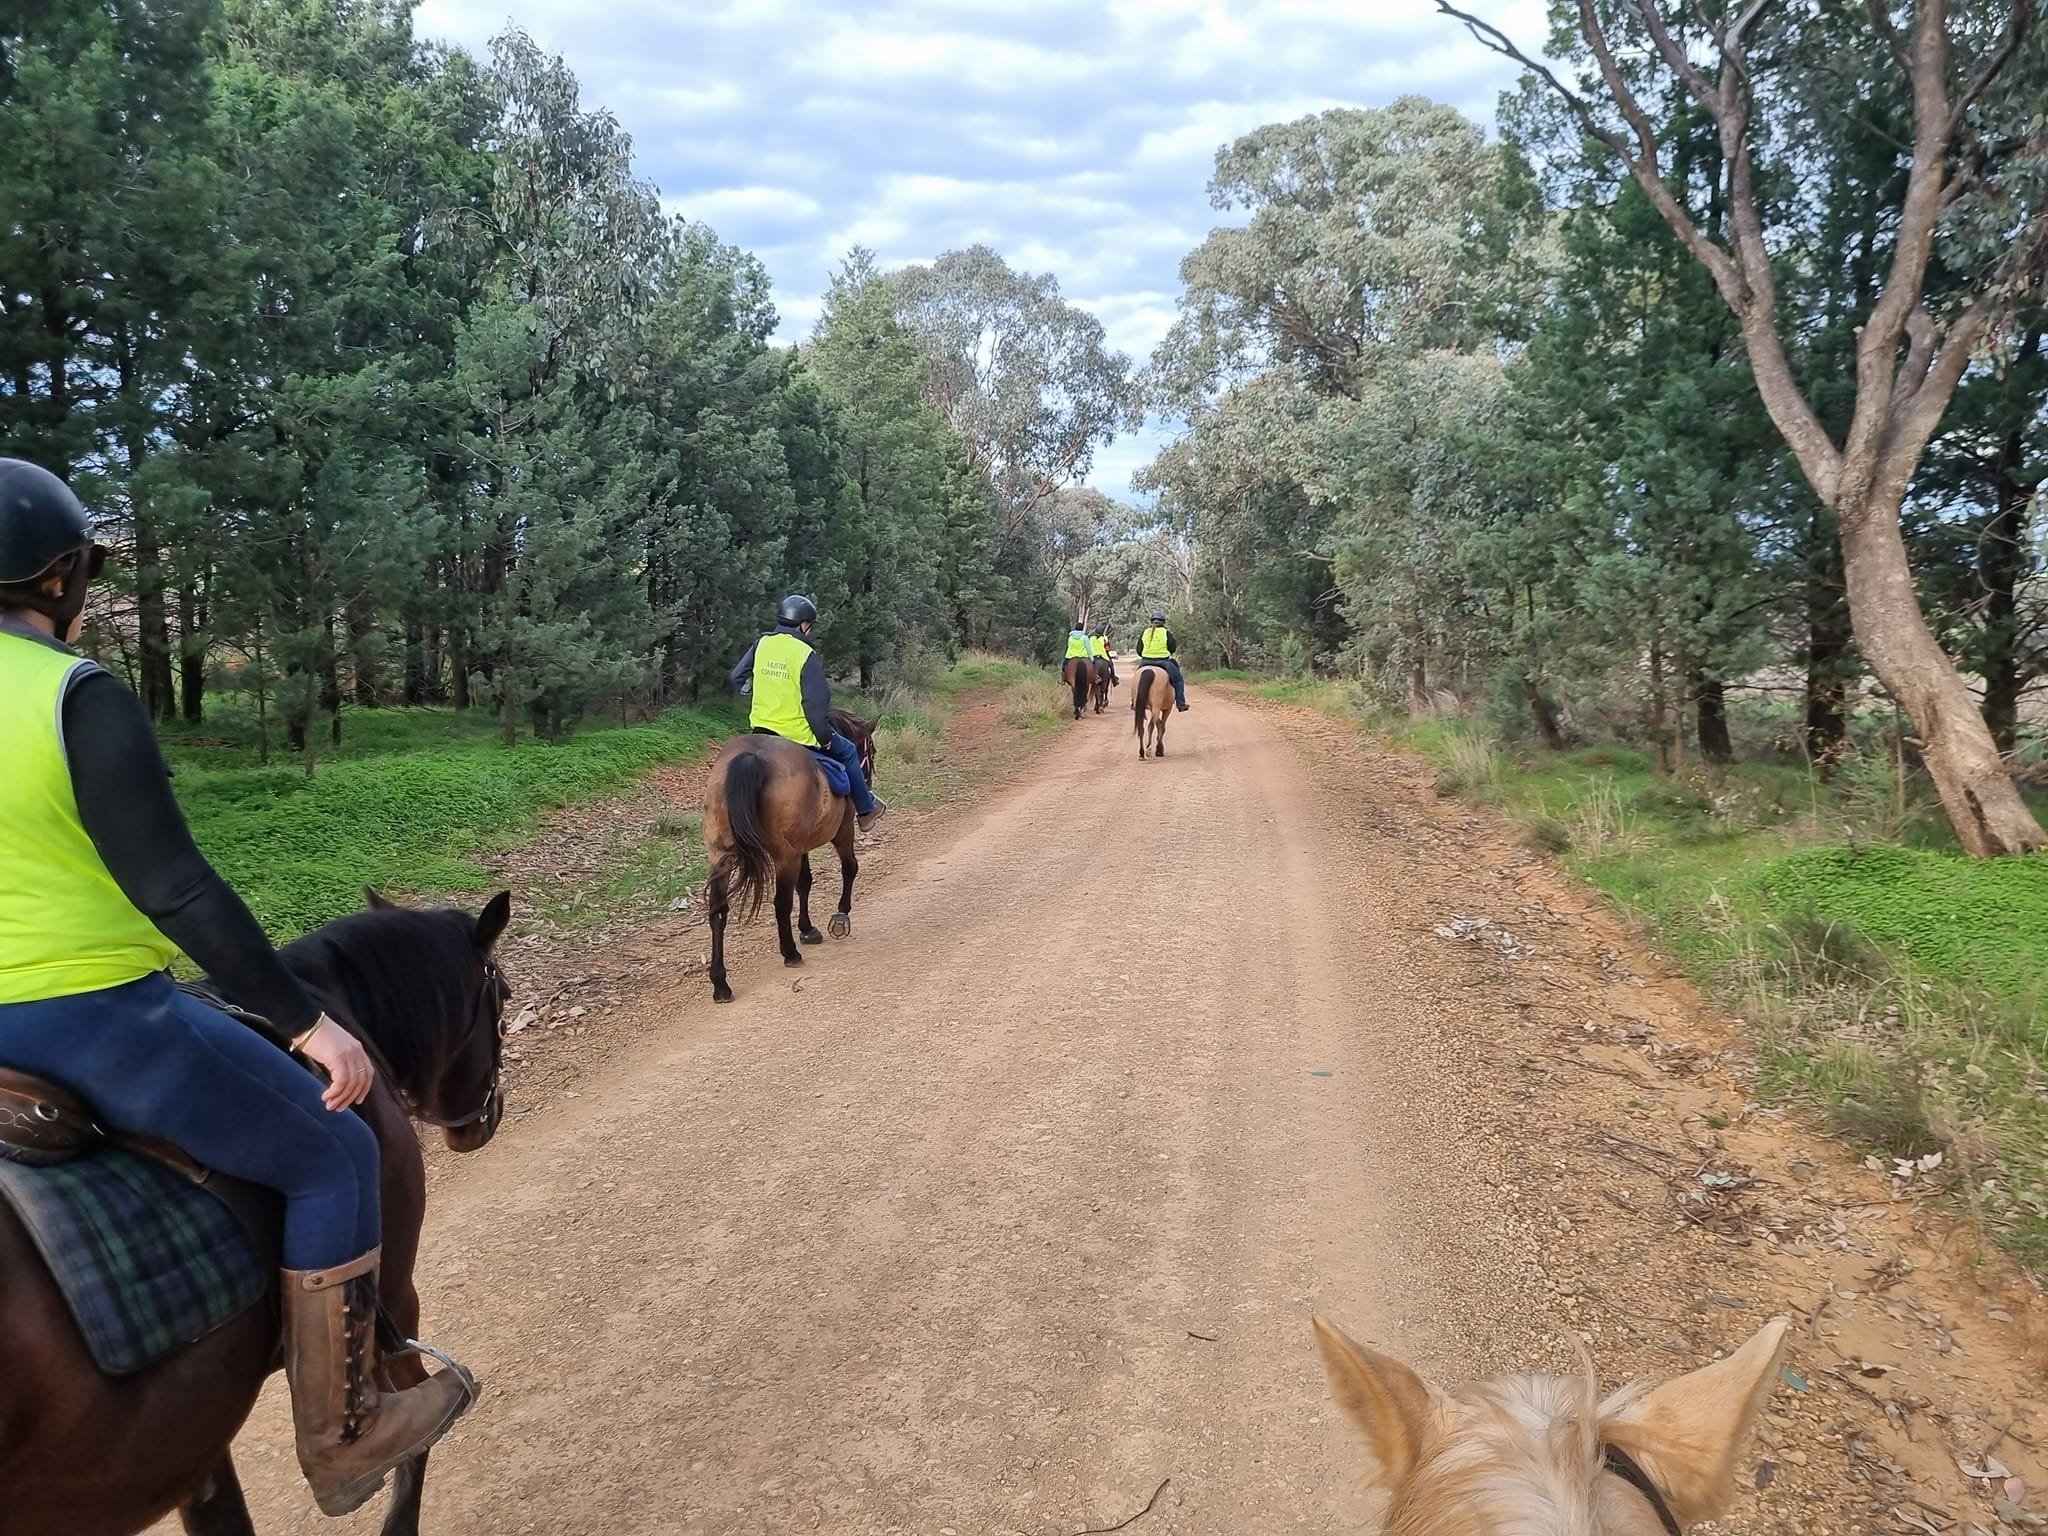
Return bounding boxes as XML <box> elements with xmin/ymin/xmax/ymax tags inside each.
<box><xmin>1603</xmin><ymin>1445</ymin><xmax>1681</xmax><ymax>1536</ymax></box>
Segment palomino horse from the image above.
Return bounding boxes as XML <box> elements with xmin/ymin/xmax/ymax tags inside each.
<box><xmin>1090</xmin><ymin>656</ymin><xmax>1114</xmax><ymax>713</ymax></box>
<box><xmin>3</xmin><ymin>890</ymin><xmax>513</xmax><ymax>1536</ymax></box>
<box><xmin>1133</xmin><ymin>665</ymin><xmax>1171</xmax><ymax>758</ymax></box>
<box><xmin>702</xmin><ymin>709</ymin><xmax>878</xmax><ymax>1003</ymax></box>
<box><xmin>1313</xmin><ymin>1314</ymin><xmax>1788</xmax><ymax>1535</ymax></box>
<box><xmin>1062</xmin><ymin>656</ymin><xmax>1091</xmax><ymax>719</ymax></box>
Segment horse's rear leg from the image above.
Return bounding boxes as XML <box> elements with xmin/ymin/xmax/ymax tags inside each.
<box><xmin>775</xmin><ymin>872</ymin><xmax>804</xmax><ymax>967</ymax></box>
<box><xmin>179</xmin><ymin>1456</ymin><xmax>257</xmax><ymax>1536</ymax></box>
<box><xmin>828</xmin><ymin>821</ymin><xmax>858</xmax><ymax>939</ymax></box>
<box><xmin>707</xmin><ymin>865</ymin><xmax>735</xmax><ymax>1003</ymax></box>
<box><xmin>796</xmin><ymin>853</ymin><xmax>825</xmax><ymax>945</ymax></box>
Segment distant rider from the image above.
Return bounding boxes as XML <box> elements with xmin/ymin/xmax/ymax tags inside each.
<box><xmin>0</xmin><ymin>457</ymin><xmax>473</xmax><ymax>1517</ymax></box>
<box><xmin>1138</xmin><ymin>610</ymin><xmax>1189</xmax><ymax>711</ymax></box>
<box><xmin>1063</xmin><ymin>625</ymin><xmax>1092</xmax><ymax>669</ymax></box>
<box><xmin>1090</xmin><ymin>627</ymin><xmax>1117</xmax><ymax>686</ymax></box>
<box><xmin>730</xmin><ymin>594</ymin><xmax>888</xmax><ymax>832</ymax></box>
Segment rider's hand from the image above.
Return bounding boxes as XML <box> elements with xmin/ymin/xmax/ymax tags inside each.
<box><xmin>298</xmin><ymin>1016</ymin><xmax>375</xmax><ymax>1111</ymax></box>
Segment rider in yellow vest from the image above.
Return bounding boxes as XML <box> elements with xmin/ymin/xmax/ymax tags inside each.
<box><xmin>1139</xmin><ymin>609</ymin><xmax>1189</xmax><ymax>710</ymax></box>
<box><xmin>0</xmin><ymin>458</ymin><xmax>473</xmax><ymax>1516</ymax></box>
<box><xmin>1064</xmin><ymin>627</ymin><xmax>1092</xmax><ymax>664</ymax></box>
<box><xmin>1089</xmin><ymin>627</ymin><xmax>1116</xmax><ymax>685</ymax></box>
<box><xmin>729</xmin><ymin>594</ymin><xmax>887</xmax><ymax>831</ymax></box>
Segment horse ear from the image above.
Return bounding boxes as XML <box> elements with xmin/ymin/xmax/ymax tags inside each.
<box><xmin>1312</xmin><ymin>1317</ymin><xmax>1444</xmax><ymax>1494</ymax></box>
<box><xmin>364</xmin><ymin>887</ymin><xmax>398</xmax><ymax>910</ymax></box>
<box><xmin>865</xmin><ymin>715</ymin><xmax>881</xmax><ymax>735</ymax></box>
<box><xmin>1599</xmin><ymin>1316</ymin><xmax>1789</xmax><ymax>1528</ymax></box>
<box><xmin>474</xmin><ymin>890</ymin><xmax>512</xmax><ymax>952</ymax></box>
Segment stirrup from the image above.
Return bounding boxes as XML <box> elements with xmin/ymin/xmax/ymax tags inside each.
<box><xmin>392</xmin><ymin>1337</ymin><xmax>482</xmax><ymax>1405</ymax></box>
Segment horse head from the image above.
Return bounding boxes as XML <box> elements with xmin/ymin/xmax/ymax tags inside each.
<box><xmin>284</xmin><ymin>890</ymin><xmax>515</xmax><ymax>1154</ymax></box>
<box><xmin>1313</xmin><ymin>1315</ymin><xmax>1787</xmax><ymax>1535</ymax></box>
<box><xmin>828</xmin><ymin>708</ymin><xmax>880</xmax><ymax>787</ymax></box>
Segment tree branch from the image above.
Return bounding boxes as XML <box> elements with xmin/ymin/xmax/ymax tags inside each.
<box><xmin>1948</xmin><ymin>0</ymin><xmax>2034</xmax><ymax>143</ymax></box>
<box><xmin>1865</xmin><ymin>1</ymin><xmax>1915</xmax><ymax>79</ymax></box>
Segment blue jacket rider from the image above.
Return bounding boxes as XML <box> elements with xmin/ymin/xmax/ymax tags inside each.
<box><xmin>729</xmin><ymin>594</ymin><xmax>888</xmax><ymax>831</ymax></box>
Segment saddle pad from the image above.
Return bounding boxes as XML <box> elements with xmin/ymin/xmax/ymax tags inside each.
<box><xmin>809</xmin><ymin>748</ymin><xmax>852</xmax><ymax>798</ymax></box>
<box><xmin>0</xmin><ymin>1145</ymin><xmax>265</xmax><ymax>1375</ymax></box>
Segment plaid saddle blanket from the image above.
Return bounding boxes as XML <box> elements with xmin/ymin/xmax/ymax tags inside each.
<box><xmin>0</xmin><ymin>1144</ymin><xmax>265</xmax><ymax>1375</ymax></box>
<box><xmin>809</xmin><ymin>748</ymin><xmax>851</xmax><ymax>798</ymax></box>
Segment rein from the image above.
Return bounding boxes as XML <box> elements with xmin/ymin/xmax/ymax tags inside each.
<box><xmin>1602</xmin><ymin>1445</ymin><xmax>1681</xmax><ymax>1536</ymax></box>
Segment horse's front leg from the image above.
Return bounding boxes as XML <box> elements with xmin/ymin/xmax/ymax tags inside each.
<box><xmin>828</xmin><ymin>822</ymin><xmax>859</xmax><ymax>939</ymax></box>
<box><xmin>796</xmin><ymin>853</ymin><xmax>825</xmax><ymax>945</ymax></box>
<box><xmin>179</xmin><ymin>1455</ymin><xmax>257</xmax><ymax>1536</ymax></box>
<box><xmin>775</xmin><ymin>871</ymin><xmax>804</xmax><ymax>967</ymax></box>
<box><xmin>707</xmin><ymin>864</ymin><xmax>734</xmax><ymax>1003</ymax></box>
<box><xmin>369</xmin><ymin>1095</ymin><xmax>436</xmax><ymax>1536</ymax></box>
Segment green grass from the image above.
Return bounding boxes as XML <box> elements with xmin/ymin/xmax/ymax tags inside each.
<box><xmin>172</xmin><ymin>703</ymin><xmax>743</xmax><ymax>938</ymax></box>
<box><xmin>1219</xmin><ymin>675</ymin><xmax>2048</xmax><ymax>1272</ymax></box>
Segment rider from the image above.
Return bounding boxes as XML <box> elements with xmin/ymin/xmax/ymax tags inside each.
<box><xmin>730</xmin><ymin>594</ymin><xmax>888</xmax><ymax>832</ymax></box>
<box><xmin>1138</xmin><ymin>609</ymin><xmax>1189</xmax><ymax>711</ymax></box>
<box><xmin>0</xmin><ymin>459</ymin><xmax>471</xmax><ymax>1517</ymax></box>
<box><xmin>1063</xmin><ymin>625</ymin><xmax>1092</xmax><ymax>670</ymax></box>
<box><xmin>1089</xmin><ymin>626</ymin><xmax>1116</xmax><ymax>685</ymax></box>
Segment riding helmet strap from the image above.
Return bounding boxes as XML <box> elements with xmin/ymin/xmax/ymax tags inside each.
<box><xmin>1602</xmin><ymin>1444</ymin><xmax>1682</xmax><ymax>1536</ymax></box>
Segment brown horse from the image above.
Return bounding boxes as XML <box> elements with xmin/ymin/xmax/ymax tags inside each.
<box><xmin>1061</xmin><ymin>655</ymin><xmax>1091</xmax><ymax>719</ymax></box>
<box><xmin>1</xmin><ymin>890</ymin><xmax>513</xmax><ymax>1536</ymax></box>
<box><xmin>702</xmin><ymin>709</ymin><xmax>878</xmax><ymax>1003</ymax></box>
<box><xmin>1091</xmin><ymin>656</ymin><xmax>1114</xmax><ymax>713</ymax></box>
<box><xmin>1133</xmin><ymin>665</ymin><xmax>1171</xmax><ymax>758</ymax></box>
<box><xmin>1313</xmin><ymin>1314</ymin><xmax>1787</xmax><ymax>1534</ymax></box>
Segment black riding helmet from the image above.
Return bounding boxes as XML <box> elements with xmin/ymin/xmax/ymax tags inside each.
<box><xmin>0</xmin><ymin>459</ymin><xmax>92</xmax><ymax>585</ymax></box>
<box><xmin>778</xmin><ymin>593</ymin><xmax>819</xmax><ymax>627</ymax></box>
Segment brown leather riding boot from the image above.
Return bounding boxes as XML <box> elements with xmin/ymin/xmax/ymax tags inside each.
<box><xmin>282</xmin><ymin>1249</ymin><xmax>476</xmax><ymax>1517</ymax></box>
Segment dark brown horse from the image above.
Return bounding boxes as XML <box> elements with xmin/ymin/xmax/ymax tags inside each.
<box><xmin>702</xmin><ymin>709</ymin><xmax>878</xmax><ymax>1003</ymax></box>
<box><xmin>1091</xmin><ymin>656</ymin><xmax>1114</xmax><ymax>714</ymax></box>
<box><xmin>1134</xmin><ymin>665</ymin><xmax>1172</xmax><ymax>758</ymax></box>
<box><xmin>1062</xmin><ymin>656</ymin><xmax>1091</xmax><ymax>719</ymax></box>
<box><xmin>0</xmin><ymin>890</ymin><xmax>513</xmax><ymax>1536</ymax></box>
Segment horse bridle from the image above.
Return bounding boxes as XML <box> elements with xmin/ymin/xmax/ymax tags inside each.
<box><xmin>400</xmin><ymin>956</ymin><xmax>507</xmax><ymax>1131</ymax></box>
<box><xmin>1603</xmin><ymin>1444</ymin><xmax>1681</xmax><ymax>1536</ymax></box>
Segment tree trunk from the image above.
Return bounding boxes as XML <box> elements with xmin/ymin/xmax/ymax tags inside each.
<box><xmin>1692</xmin><ymin>672</ymin><xmax>1733</xmax><ymax>765</ymax></box>
<box><xmin>1649</xmin><ymin>638</ymin><xmax>1671</xmax><ymax>777</ymax></box>
<box><xmin>1804</xmin><ymin>506</ymin><xmax>1852</xmax><ymax>769</ymax></box>
<box><xmin>1980</xmin><ymin>424</ymin><xmax>2029</xmax><ymax>757</ymax></box>
<box><xmin>178</xmin><ymin>577</ymin><xmax>206</xmax><ymax>723</ymax></box>
<box><xmin>1839</xmin><ymin>497</ymin><xmax>2044</xmax><ymax>856</ymax></box>
<box><xmin>1407</xmin><ymin>650</ymin><xmax>1429</xmax><ymax>718</ymax></box>
<box><xmin>1523</xmin><ymin>675</ymin><xmax>1565</xmax><ymax>751</ymax></box>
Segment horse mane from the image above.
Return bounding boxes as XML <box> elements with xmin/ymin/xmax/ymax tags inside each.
<box><xmin>826</xmin><ymin>706</ymin><xmax>873</xmax><ymax>747</ymax></box>
<box><xmin>275</xmin><ymin>906</ymin><xmax>482</xmax><ymax>1092</ymax></box>
<box><xmin>1388</xmin><ymin>1376</ymin><xmax>1604</xmax><ymax>1536</ymax></box>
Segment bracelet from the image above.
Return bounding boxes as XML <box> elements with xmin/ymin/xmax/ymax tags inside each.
<box><xmin>290</xmin><ymin>1019</ymin><xmax>323</xmax><ymax>1052</ymax></box>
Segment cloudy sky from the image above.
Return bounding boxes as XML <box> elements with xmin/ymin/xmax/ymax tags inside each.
<box><xmin>414</xmin><ymin>0</ymin><xmax>1550</xmax><ymax>498</ymax></box>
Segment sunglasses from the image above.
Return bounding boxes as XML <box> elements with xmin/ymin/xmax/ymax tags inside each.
<box><xmin>82</xmin><ymin>544</ymin><xmax>107</xmax><ymax>580</ymax></box>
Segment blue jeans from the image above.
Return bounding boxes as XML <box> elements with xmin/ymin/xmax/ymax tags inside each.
<box><xmin>0</xmin><ymin>973</ymin><xmax>381</xmax><ymax>1269</ymax></box>
<box><xmin>822</xmin><ymin>731</ymin><xmax>877</xmax><ymax>815</ymax></box>
<box><xmin>1145</xmin><ymin>658</ymin><xmax>1187</xmax><ymax>708</ymax></box>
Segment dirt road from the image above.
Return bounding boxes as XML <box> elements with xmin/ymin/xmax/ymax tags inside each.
<box><xmin>196</xmin><ymin>692</ymin><xmax>2047</xmax><ymax>1534</ymax></box>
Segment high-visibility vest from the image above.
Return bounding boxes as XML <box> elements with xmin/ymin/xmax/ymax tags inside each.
<box><xmin>1141</xmin><ymin>627</ymin><xmax>1172</xmax><ymax>659</ymax></box>
<box><xmin>749</xmin><ymin>630</ymin><xmax>821</xmax><ymax>747</ymax></box>
<box><xmin>1065</xmin><ymin>632</ymin><xmax>1091</xmax><ymax>659</ymax></box>
<box><xmin>0</xmin><ymin>633</ymin><xmax>182</xmax><ymax>1003</ymax></box>
<box><xmin>1088</xmin><ymin>636</ymin><xmax>1108</xmax><ymax>659</ymax></box>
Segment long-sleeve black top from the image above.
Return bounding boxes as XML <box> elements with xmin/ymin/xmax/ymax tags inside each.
<box><xmin>728</xmin><ymin>624</ymin><xmax>834</xmax><ymax>745</ymax></box>
<box><xmin>7</xmin><ymin>618</ymin><xmax>321</xmax><ymax>1033</ymax></box>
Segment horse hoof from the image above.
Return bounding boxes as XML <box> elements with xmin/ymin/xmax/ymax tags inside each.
<box><xmin>713</xmin><ymin>986</ymin><xmax>734</xmax><ymax>1004</ymax></box>
<box><xmin>784</xmin><ymin>953</ymin><xmax>806</xmax><ymax>968</ymax></box>
<box><xmin>829</xmin><ymin>914</ymin><xmax>851</xmax><ymax>938</ymax></box>
<box><xmin>801</xmin><ymin>928</ymin><xmax>825</xmax><ymax>945</ymax></box>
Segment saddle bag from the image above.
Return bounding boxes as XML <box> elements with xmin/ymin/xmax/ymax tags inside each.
<box><xmin>0</xmin><ymin>1067</ymin><xmax>103</xmax><ymax>1166</ymax></box>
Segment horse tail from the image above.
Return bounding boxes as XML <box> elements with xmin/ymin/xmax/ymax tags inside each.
<box><xmin>721</xmin><ymin>749</ymin><xmax>776</xmax><ymax>921</ymax></box>
<box><xmin>1134</xmin><ymin>669</ymin><xmax>1154</xmax><ymax>731</ymax></box>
